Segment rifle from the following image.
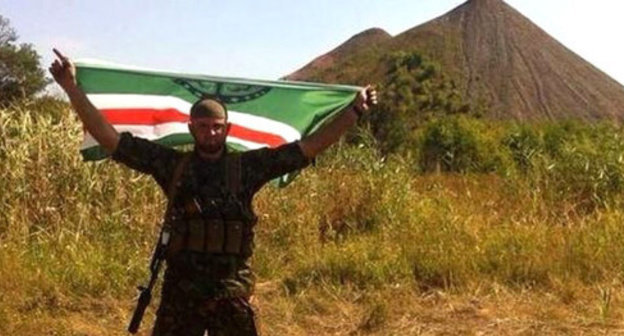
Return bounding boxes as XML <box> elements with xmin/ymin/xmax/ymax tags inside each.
<box><xmin>127</xmin><ymin>153</ymin><xmax>192</xmax><ymax>334</ymax></box>
<box><xmin>127</xmin><ymin>228</ymin><xmax>170</xmax><ymax>333</ymax></box>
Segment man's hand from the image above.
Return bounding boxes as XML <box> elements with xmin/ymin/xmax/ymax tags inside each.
<box><xmin>352</xmin><ymin>85</ymin><xmax>378</xmax><ymax>118</ymax></box>
<box><xmin>48</xmin><ymin>48</ymin><xmax>120</xmax><ymax>153</ymax></box>
<box><xmin>49</xmin><ymin>48</ymin><xmax>77</xmax><ymax>91</ymax></box>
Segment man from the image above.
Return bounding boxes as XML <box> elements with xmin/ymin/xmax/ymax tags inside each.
<box><xmin>49</xmin><ymin>49</ymin><xmax>377</xmax><ymax>335</ymax></box>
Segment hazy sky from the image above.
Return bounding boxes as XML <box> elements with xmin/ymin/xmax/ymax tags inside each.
<box><xmin>2</xmin><ymin>0</ymin><xmax>624</xmax><ymax>85</ymax></box>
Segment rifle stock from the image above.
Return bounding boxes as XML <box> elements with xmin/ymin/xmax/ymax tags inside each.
<box><xmin>127</xmin><ymin>235</ymin><xmax>166</xmax><ymax>334</ymax></box>
<box><xmin>128</xmin><ymin>286</ymin><xmax>152</xmax><ymax>334</ymax></box>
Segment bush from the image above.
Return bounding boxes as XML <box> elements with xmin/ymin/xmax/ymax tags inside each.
<box><xmin>503</xmin><ymin>123</ymin><xmax>542</xmax><ymax>172</ymax></box>
<box><xmin>419</xmin><ymin>116</ymin><xmax>509</xmax><ymax>173</ymax></box>
<box><xmin>537</xmin><ymin>122</ymin><xmax>624</xmax><ymax>211</ymax></box>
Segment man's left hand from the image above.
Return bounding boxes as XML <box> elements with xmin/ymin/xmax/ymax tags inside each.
<box><xmin>353</xmin><ymin>85</ymin><xmax>378</xmax><ymax>117</ymax></box>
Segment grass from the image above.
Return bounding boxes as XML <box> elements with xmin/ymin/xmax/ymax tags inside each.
<box><xmin>2</xmin><ymin>100</ymin><xmax>624</xmax><ymax>334</ymax></box>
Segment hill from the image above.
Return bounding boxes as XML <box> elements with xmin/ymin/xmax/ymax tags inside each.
<box><xmin>286</xmin><ymin>0</ymin><xmax>624</xmax><ymax>121</ymax></box>
<box><xmin>286</xmin><ymin>28</ymin><xmax>392</xmax><ymax>82</ymax></box>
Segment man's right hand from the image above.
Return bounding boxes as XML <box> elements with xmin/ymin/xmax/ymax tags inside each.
<box><xmin>49</xmin><ymin>48</ymin><xmax>77</xmax><ymax>91</ymax></box>
<box><xmin>47</xmin><ymin>48</ymin><xmax>120</xmax><ymax>153</ymax></box>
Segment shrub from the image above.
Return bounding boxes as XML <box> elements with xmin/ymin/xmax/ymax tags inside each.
<box><xmin>419</xmin><ymin>116</ymin><xmax>509</xmax><ymax>173</ymax></box>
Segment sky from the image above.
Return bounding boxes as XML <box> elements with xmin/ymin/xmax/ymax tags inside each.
<box><xmin>2</xmin><ymin>0</ymin><xmax>624</xmax><ymax>86</ymax></box>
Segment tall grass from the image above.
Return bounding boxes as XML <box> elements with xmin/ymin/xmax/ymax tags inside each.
<box><xmin>2</xmin><ymin>101</ymin><xmax>624</xmax><ymax>334</ymax></box>
<box><xmin>1</xmin><ymin>100</ymin><xmax>165</xmax><ymax>334</ymax></box>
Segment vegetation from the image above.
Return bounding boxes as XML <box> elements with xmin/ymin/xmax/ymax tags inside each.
<box><xmin>0</xmin><ymin>15</ymin><xmax>49</xmax><ymax>104</ymax></box>
<box><xmin>364</xmin><ymin>51</ymin><xmax>473</xmax><ymax>155</ymax></box>
<box><xmin>2</xmin><ymin>100</ymin><xmax>624</xmax><ymax>335</ymax></box>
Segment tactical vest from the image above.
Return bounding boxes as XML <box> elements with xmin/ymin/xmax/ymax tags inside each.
<box><xmin>166</xmin><ymin>153</ymin><xmax>256</xmax><ymax>260</ymax></box>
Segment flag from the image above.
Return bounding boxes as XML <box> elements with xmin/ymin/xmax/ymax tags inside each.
<box><xmin>75</xmin><ymin>60</ymin><xmax>361</xmax><ymax>162</ymax></box>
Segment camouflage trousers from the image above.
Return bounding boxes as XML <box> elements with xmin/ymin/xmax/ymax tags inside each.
<box><xmin>152</xmin><ymin>280</ymin><xmax>257</xmax><ymax>336</ymax></box>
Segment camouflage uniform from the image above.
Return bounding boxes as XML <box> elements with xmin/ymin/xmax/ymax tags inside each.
<box><xmin>112</xmin><ymin>132</ymin><xmax>310</xmax><ymax>336</ymax></box>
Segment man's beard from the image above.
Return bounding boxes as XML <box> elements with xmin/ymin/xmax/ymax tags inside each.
<box><xmin>197</xmin><ymin>142</ymin><xmax>224</xmax><ymax>155</ymax></box>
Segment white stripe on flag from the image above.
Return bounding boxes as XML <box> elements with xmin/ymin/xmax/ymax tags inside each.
<box><xmin>227</xmin><ymin>111</ymin><xmax>301</xmax><ymax>143</ymax></box>
<box><xmin>225</xmin><ymin>137</ymin><xmax>269</xmax><ymax>150</ymax></box>
<box><xmin>81</xmin><ymin>122</ymin><xmax>189</xmax><ymax>148</ymax></box>
<box><xmin>82</xmin><ymin>124</ymin><xmax>275</xmax><ymax>151</ymax></box>
<box><xmin>88</xmin><ymin>94</ymin><xmax>192</xmax><ymax>114</ymax></box>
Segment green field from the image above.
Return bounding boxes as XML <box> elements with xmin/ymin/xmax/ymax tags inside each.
<box><xmin>2</xmin><ymin>100</ymin><xmax>624</xmax><ymax>335</ymax></box>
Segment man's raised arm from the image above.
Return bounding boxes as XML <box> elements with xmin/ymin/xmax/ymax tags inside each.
<box><xmin>298</xmin><ymin>85</ymin><xmax>377</xmax><ymax>159</ymax></box>
<box><xmin>49</xmin><ymin>49</ymin><xmax>119</xmax><ymax>154</ymax></box>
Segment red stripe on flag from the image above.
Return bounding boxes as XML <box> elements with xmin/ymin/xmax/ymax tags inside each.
<box><xmin>102</xmin><ymin>108</ymin><xmax>189</xmax><ymax>124</ymax></box>
<box><xmin>100</xmin><ymin>108</ymin><xmax>287</xmax><ymax>147</ymax></box>
<box><xmin>229</xmin><ymin>124</ymin><xmax>286</xmax><ymax>147</ymax></box>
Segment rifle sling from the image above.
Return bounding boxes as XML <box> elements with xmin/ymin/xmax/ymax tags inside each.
<box><xmin>165</xmin><ymin>153</ymin><xmax>193</xmax><ymax>219</ymax></box>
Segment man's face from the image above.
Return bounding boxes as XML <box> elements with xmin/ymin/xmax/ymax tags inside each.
<box><xmin>188</xmin><ymin>116</ymin><xmax>230</xmax><ymax>155</ymax></box>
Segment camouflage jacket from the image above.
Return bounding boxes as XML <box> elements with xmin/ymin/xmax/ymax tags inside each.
<box><xmin>112</xmin><ymin>132</ymin><xmax>310</xmax><ymax>299</ymax></box>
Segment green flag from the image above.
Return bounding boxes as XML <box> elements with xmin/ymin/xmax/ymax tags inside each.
<box><xmin>75</xmin><ymin>60</ymin><xmax>360</xmax><ymax>162</ymax></box>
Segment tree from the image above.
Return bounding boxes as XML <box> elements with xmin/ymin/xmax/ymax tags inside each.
<box><xmin>364</xmin><ymin>51</ymin><xmax>471</xmax><ymax>154</ymax></box>
<box><xmin>0</xmin><ymin>15</ymin><xmax>48</xmax><ymax>104</ymax></box>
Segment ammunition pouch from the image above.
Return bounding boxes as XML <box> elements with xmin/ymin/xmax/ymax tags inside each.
<box><xmin>224</xmin><ymin>220</ymin><xmax>243</xmax><ymax>254</ymax></box>
<box><xmin>167</xmin><ymin>218</ymin><xmax>246</xmax><ymax>256</ymax></box>
<box><xmin>188</xmin><ymin>218</ymin><xmax>206</xmax><ymax>252</ymax></box>
<box><xmin>165</xmin><ymin>153</ymin><xmax>252</xmax><ymax>258</ymax></box>
<box><xmin>204</xmin><ymin>219</ymin><xmax>225</xmax><ymax>253</ymax></box>
<box><xmin>167</xmin><ymin>220</ymin><xmax>186</xmax><ymax>258</ymax></box>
